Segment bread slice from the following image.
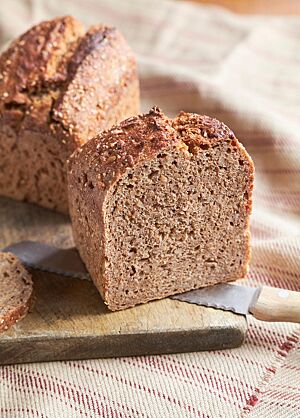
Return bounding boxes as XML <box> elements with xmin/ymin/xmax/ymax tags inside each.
<box><xmin>0</xmin><ymin>252</ymin><xmax>33</xmax><ymax>332</ymax></box>
<box><xmin>68</xmin><ymin>107</ymin><xmax>254</xmax><ymax>311</ymax></box>
<box><xmin>0</xmin><ymin>16</ymin><xmax>139</xmax><ymax>213</ymax></box>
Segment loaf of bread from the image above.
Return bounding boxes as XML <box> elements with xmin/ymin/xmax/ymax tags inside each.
<box><xmin>0</xmin><ymin>16</ymin><xmax>139</xmax><ymax>213</ymax></box>
<box><xmin>0</xmin><ymin>252</ymin><xmax>33</xmax><ymax>332</ymax></box>
<box><xmin>68</xmin><ymin>107</ymin><xmax>254</xmax><ymax>311</ymax></box>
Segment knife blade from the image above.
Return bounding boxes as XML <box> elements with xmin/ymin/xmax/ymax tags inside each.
<box><xmin>2</xmin><ymin>240</ymin><xmax>90</xmax><ymax>281</ymax></box>
<box><xmin>171</xmin><ymin>283</ymin><xmax>260</xmax><ymax>315</ymax></box>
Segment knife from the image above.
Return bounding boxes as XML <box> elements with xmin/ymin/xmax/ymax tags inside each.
<box><xmin>172</xmin><ymin>283</ymin><xmax>300</xmax><ymax>323</ymax></box>
<box><xmin>3</xmin><ymin>241</ymin><xmax>300</xmax><ymax>323</ymax></box>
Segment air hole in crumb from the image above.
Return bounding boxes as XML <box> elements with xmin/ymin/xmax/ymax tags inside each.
<box><xmin>230</xmin><ymin>221</ymin><xmax>234</xmax><ymax>226</ymax></box>
<box><xmin>200</xmin><ymin>143</ymin><xmax>209</xmax><ymax>150</ymax></box>
<box><xmin>131</xmin><ymin>265</ymin><xmax>136</xmax><ymax>274</ymax></box>
<box><xmin>148</xmin><ymin>170</ymin><xmax>159</xmax><ymax>179</ymax></box>
<box><xmin>129</xmin><ymin>247</ymin><xmax>137</xmax><ymax>254</ymax></box>
<box><xmin>88</xmin><ymin>181</ymin><xmax>94</xmax><ymax>189</ymax></box>
<box><xmin>172</xmin><ymin>160</ymin><xmax>178</xmax><ymax>166</ymax></box>
<box><xmin>128</xmin><ymin>173</ymin><xmax>133</xmax><ymax>179</ymax></box>
<box><xmin>195</xmin><ymin>245</ymin><xmax>201</xmax><ymax>251</ymax></box>
<box><xmin>158</xmin><ymin>153</ymin><xmax>167</xmax><ymax>159</ymax></box>
<box><xmin>125</xmin><ymin>289</ymin><xmax>129</xmax><ymax>295</ymax></box>
<box><xmin>231</xmin><ymin>140</ymin><xmax>237</xmax><ymax>146</ymax></box>
<box><xmin>127</xmin><ymin>184</ymin><xmax>134</xmax><ymax>189</ymax></box>
<box><xmin>3</xmin><ymin>272</ymin><xmax>8</xmax><ymax>278</ymax></box>
<box><xmin>226</xmin><ymin>148</ymin><xmax>231</xmax><ymax>153</ymax></box>
<box><xmin>239</xmin><ymin>159</ymin><xmax>244</xmax><ymax>166</ymax></box>
<box><xmin>82</xmin><ymin>173</ymin><xmax>88</xmax><ymax>184</ymax></box>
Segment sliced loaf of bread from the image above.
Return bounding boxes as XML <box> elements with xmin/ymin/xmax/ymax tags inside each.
<box><xmin>68</xmin><ymin>107</ymin><xmax>254</xmax><ymax>311</ymax></box>
<box><xmin>0</xmin><ymin>252</ymin><xmax>33</xmax><ymax>332</ymax></box>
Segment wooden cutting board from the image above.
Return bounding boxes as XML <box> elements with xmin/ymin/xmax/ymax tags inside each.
<box><xmin>0</xmin><ymin>197</ymin><xmax>247</xmax><ymax>365</ymax></box>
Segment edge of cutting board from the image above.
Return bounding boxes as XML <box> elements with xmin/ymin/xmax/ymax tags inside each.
<box><xmin>0</xmin><ymin>271</ymin><xmax>247</xmax><ymax>365</ymax></box>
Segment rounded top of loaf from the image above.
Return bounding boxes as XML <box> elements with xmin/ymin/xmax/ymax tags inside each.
<box><xmin>0</xmin><ymin>16</ymin><xmax>84</xmax><ymax>103</ymax></box>
<box><xmin>0</xmin><ymin>16</ymin><xmax>137</xmax><ymax>148</ymax></box>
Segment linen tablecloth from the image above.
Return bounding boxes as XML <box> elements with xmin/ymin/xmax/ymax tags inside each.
<box><xmin>0</xmin><ymin>0</ymin><xmax>299</xmax><ymax>417</ymax></box>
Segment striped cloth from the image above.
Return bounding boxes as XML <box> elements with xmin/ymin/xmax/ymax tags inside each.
<box><xmin>1</xmin><ymin>0</ymin><xmax>300</xmax><ymax>417</ymax></box>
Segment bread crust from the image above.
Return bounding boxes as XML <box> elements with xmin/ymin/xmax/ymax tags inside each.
<box><xmin>0</xmin><ymin>16</ymin><xmax>139</xmax><ymax>212</ymax></box>
<box><xmin>0</xmin><ymin>252</ymin><xmax>34</xmax><ymax>333</ymax></box>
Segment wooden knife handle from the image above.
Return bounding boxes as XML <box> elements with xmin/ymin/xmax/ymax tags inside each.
<box><xmin>250</xmin><ymin>286</ymin><xmax>300</xmax><ymax>323</ymax></box>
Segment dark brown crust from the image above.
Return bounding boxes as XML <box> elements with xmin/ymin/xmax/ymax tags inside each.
<box><xmin>0</xmin><ymin>252</ymin><xmax>34</xmax><ymax>333</ymax></box>
<box><xmin>68</xmin><ymin>107</ymin><xmax>177</xmax><ymax>190</ymax></box>
<box><xmin>0</xmin><ymin>16</ymin><xmax>139</xmax><ymax>212</ymax></box>
<box><xmin>174</xmin><ymin>111</ymin><xmax>235</xmax><ymax>152</ymax></box>
<box><xmin>68</xmin><ymin>107</ymin><xmax>254</xmax><ymax>310</ymax></box>
<box><xmin>53</xmin><ymin>25</ymin><xmax>138</xmax><ymax>147</ymax></box>
<box><xmin>0</xmin><ymin>16</ymin><xmax>84</xmax><ymax>105</ymax></box>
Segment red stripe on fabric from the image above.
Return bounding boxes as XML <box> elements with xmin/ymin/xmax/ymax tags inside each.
<box><xmin>258</xmin><ymin>398</ymin><xmax>300</xmax><ymax>412</ymax></box>
<box><xmin>2</xmin><ymin>368</ymin><xmax>90</xmax><ymax>417</ymax></box>
<box><xmin>242</xmin><ymin>329</ymin><xmax>299</xmax><ymax>414</ymax></box>
<box><xmin>250</xmin><ymin>270</ymin><xmax>300</xmax><ymax>292</ymax></box>
<box><xmin>253</xmin><ymin>240</ymin><xmax>300</xmax><ymax>253</ymax></box>
<box><xmin>160</xmin><ymin>359</ymin><xmax>250</xmax><ymax>405</ymax></box>
<box><xmin>255</xmin><ymin>189</ymin><xmax>300</xmax><ymax>197</ymax></box>
<box><xmin>272</xmin><ymin>383</ymin><xmax>300</xmax><ymax>392</ymax></box>
<box><xmin>20</xmin><ymin>367</ymin><xmax>148</xmax><ymax>418</ymax></box>
<box><xmin>253</xmin><ymin>264</ymin><xmax>300</xmax><ymax>284</ymax></box>
<box><xmin>162</xmin><ymin>355</ymin><xmax>255</xmax><ymax>392</ymax></box>
<box><xmin>250</xmin><ymin>221</ymin><xmax>283</xmax><ymax>236</ymax></box>
<box><xmin>66</xmin><ymin>361</ymin><xmax>205</xmax><ymax>417</ymax></box>
<box><xmin>256</xmin><ymin>168</ymin><xmax>300</xmax><ymax>175</ymax></box>
<box><xmin>213</xmin><ymin>350</ymin><xmax>266</xmax><ymax>369</ymax></box>
<box><xmin>1</xmin><ymin>367</ymin><xmax>124</xmax><ymax>418</ymax></box>
<box><xmin>0</xmin><ymin>408</ymin><xmax>46</xmax><ymax>418</ymax></box>
<box><xmin>249</xmin><ymin>323</ymin><xmax>291</xmax><ymax>343</ymax></box>
<box><xmin>165</xmin><ymin>354</ymin><xmax>249</xmax><ymax>391</ymax></box>
<box><xmin>250</xmin><ymin>225</ymin><xmax>278</xmax><ymax>240</ymax></box>
<box><xmin>246</xmin><ymin>325</ymin><xmax>280</xmax><ymax>351</ymax></box>
<box><xmin>121</xmin><ymin>356</ymin><xmax>248</xmax><ymax>408</ymax></box>
<box><xmin>283</xmin><ymin>363</ymin><xmax>300</xmax><ymax>372</ymax></box>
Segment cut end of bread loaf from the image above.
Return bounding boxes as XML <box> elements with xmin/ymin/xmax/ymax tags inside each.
<box><xmin>68</xmin><ymin>108</ymin><xmax>254</xmax><ymax>311</ymax></box>
<box><xmin>0</xmin><ymin>252</ymin><xmax>34</xmax><ymax>332</ymax></box>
